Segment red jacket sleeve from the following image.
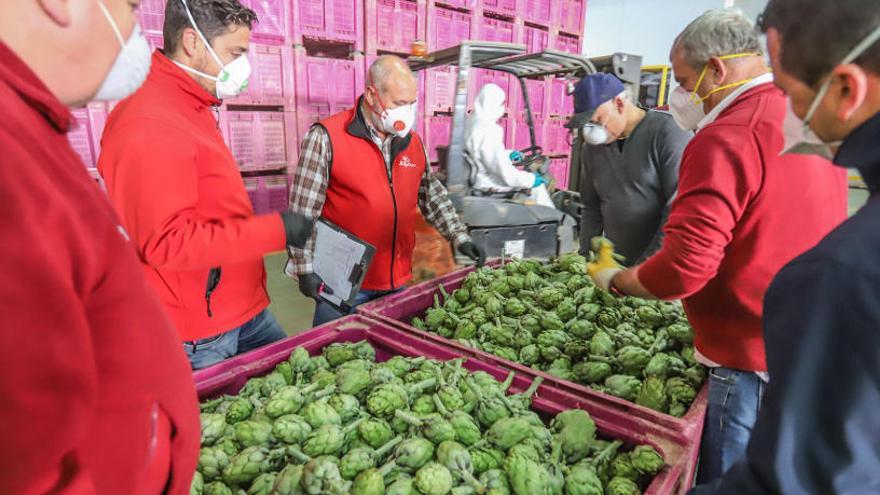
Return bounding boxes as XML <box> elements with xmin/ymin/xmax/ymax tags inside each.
<box><xmin>0</xmin><ymin>171</ymin><xmax>98</xmax><ymax>493</ymax></box>
<box><xmin>638</xmin><ymin>124</ymin><xmax>763</xmax><ymax>299</ymax></box>
<box><xmin>102</xmin><ymin>120</ymin><xmax>286</xmax><ymax>270</ymax></box>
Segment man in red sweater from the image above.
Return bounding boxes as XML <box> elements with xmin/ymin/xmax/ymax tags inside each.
<box><xmin>0</xmin><ymin>1</ymin><xmax>199</xmax><ymax>492</ymax></box>
<box><xmin>99</xmin><ymin>0</ymin><xmax>313</xmax><ymax>369</ymax></box>
<box><xmin>587</xmin><ymin>9</ymin><xmax>848</xmax><ymax>483</ymax></box>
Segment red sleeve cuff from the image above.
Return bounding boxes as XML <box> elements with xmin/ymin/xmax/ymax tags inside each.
<box><xmin>251</xmin><ymin>213</ymin><xmax>287</xmax><ymax>254</ymax></box>
<box><xmin>637</xmin><ymin>245</ymin><xmax>688</xmax><ymax>300</ymax></box>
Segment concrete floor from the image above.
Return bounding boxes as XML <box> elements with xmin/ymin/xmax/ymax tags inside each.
<box><xmin>264</xmin><ymin>187</ymin><xmax>872</xmax><ymax>336</ymax></box>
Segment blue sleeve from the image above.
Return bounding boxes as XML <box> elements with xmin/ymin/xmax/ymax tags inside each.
<box><xmin>691</xmin><ymin>260</ymin><xmax>880</xmax><ymax>494</ymax></box>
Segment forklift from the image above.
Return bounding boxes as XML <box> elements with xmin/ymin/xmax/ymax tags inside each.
<box><xmin>409</xmin><ymin>41</ymin><xmax>643</xmax><ymax>260</ymax></box>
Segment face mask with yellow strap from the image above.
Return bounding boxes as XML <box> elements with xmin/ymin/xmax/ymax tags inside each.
<box><xmin>689</xmin><ymin>52</ymin><xmax>762</xmax><ymax>102</ymax></box>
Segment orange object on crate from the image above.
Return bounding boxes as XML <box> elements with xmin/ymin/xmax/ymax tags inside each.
<box><xmin>410</xmin><ymin>215</ymin><xmax>458</xmax><ymax>283</ymax></box>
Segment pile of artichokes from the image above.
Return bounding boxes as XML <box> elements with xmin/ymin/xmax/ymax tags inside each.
<box><xmin>193</xmin><ymin>340</ymin><xmax>666</xmax><ymax>495</ymax></box>
<box><xmin>410</xmin><ymin>254</ymin><xmax>706</xmax><ymax>417</ymax></box>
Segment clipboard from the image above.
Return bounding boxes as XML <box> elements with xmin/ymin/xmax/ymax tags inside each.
<box><xmin>312</xmin><ymin>218</ymin><xmax>376</xmax><ymax>313</ymax></box>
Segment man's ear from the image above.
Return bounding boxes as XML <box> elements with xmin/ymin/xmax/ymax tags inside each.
<box><xmin>615</xmin><ymin>96</ymin><xmax>626</xmax><ymax>114</ymax></box>
<box><xmin>831</xmin><ymin>64</ymin><xmax>869</xmax><ymax>122</ymax></box>
<box><xmin>180</xmin><ymin>28</ymin><xmax>202</xmax><ymax>58</ymax></box>
<box><xmin>36</xmin><ymin>0</ymin><xmax>72</xmax><ymax>27</ymax></box>
<box><xmin>707</xmin><ymin>56</ymin><xmax>729</xmax><ymax>85</ymax></box>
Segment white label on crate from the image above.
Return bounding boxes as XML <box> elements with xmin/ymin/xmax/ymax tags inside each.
<box><xmin>503</xmin><ymin>240</ymin><xmax>525</xmax><ymax>260</ymax></box>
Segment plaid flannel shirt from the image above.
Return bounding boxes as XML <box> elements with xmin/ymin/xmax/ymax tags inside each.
<box><xmin>285</xmin><ymin>110</ymin><xmax>471</xmax><ymax>277</ymax></box>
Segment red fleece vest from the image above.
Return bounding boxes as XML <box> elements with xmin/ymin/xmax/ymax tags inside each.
<box><xmin>320</xmin><ymin>107</ymin><xmax>427</xmax><ymax>290</ymax></box>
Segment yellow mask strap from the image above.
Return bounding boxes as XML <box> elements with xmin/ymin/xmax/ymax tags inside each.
<box><xmin>690</xmin><ymin>52</ymin><xmax>761</xmax><ymax>103</ymax></box>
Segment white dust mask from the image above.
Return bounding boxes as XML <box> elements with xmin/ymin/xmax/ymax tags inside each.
<box><xmin>93</xmin><ymin>0</ymin><xmax>152</xmax><ymax>101</ymax></box>
<box><xmin>582</xmin><ymin>124</ymin><xmax>610</xmax><ymax>145</ymax></box>
<box><xmin>378</xmin><ymin>101</ymin><xmax>417</xmax><ymax>138</ymax></box>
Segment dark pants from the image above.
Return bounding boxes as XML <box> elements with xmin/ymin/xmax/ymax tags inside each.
<box><xmin>183</xmin><ymin>309</ymin><xmax>286</xmax><ymax>370</ymax></box>
<box><xmin>313</xmin><ymin>288</ymin><xmax>401</xmax><ymax>327</ymax></box>
<box><xmin>697</xmin><ymin>367</ymin><xmax>766</xmax><ymax>483</ymax></box>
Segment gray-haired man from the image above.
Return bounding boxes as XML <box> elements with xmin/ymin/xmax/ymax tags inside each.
<box><xmin>287</xmin><ymin>55</ymin><xmax>485</xmax><ymax>326</ymax></box>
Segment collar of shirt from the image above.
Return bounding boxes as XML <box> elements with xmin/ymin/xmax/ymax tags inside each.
<box><xmin>0</xmin><ymin>41</ymin><xmax>72</xmax><ymax>133</ymax></box>
<box><xmin>834</xmin><ymin>110</ymin><xmax>880</xmax><ymax>191</ymax></box>
<box><xmin>152</xmin><ymin>51</ymin><xmax>222</xmax><ymax>110</ymax></box>
<box><xmin>697</xmin><ymin>72</ymin><xmax>775</xmax><ymax>131</ymax></box>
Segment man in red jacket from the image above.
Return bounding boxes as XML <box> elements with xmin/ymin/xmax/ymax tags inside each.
<box><xmin>587</xmin><ymin>9</ymin><xmax>848</xmax><ymax>483</ymax></box>
<box><xmin>0</xmin><ymin>1</ymin><xmax>199</xmax><ymax>493</ymax></box>
<box><xmin>287</xmin><ymin>55</ymin><xmax>485</xmax><ymax>325</ymax></box>
<box><xmin>99</xmin><ymin>0</ymin><xmax>313</xmax><ymax>369</ymax></box>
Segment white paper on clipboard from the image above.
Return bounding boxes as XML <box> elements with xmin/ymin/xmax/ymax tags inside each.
<box><xmin>312</xmin><ymin>220</ymin><xmax>371</xmax><ymax>308</ymax></box>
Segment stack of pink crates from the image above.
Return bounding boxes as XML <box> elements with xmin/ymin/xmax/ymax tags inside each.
<box><xmin>64</xmin><ymin>0</ymin><xmax>585</xmax><ymax>210</ymax></box>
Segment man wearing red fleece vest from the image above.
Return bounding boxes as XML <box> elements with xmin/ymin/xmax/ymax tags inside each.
<box><xmin>587</xmin><ymin>9</ymin><xmax>848</xmax><ymax>483</ymax></box>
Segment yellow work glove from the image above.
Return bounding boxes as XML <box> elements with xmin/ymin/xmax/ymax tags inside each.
<box><xmin>587</xmin><ymin>237</ymin><xmax>624</xmax><ymax>291</ymax></box>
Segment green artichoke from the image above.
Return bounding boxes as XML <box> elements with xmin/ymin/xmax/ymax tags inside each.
<box><xmin>386</xmin><ymin>475</ymin><xmax>418</xmax><ymax>495</ymax></box>
<box><xmin>214</xmin><ymin>437</ymin><xmax>240</xmax><ymax>457</ymax></box>
<box><xmin>681</xmin><ymin>366</ymin><xmax>707</xmax><ymax>388</ymax></box>
<box><xmin>395</xmin><ymin>437</ymin><xmax>435</xmax><ymax>471</ymax></box>
<box><xmin>665</xmin><ymin>377</ymin><xmax>697</xmax><ymax>406</ymax></box>
<box><xmin>352</xmin><ymin>460</ymin><xmax>398</xmax><ymax>495</ymax></box>
<box><xmin>201</xmin><ymin>413</ymin><xmax>228</xmax><ymax>446</ymax></box>
<box><xmin>260</xmin><ymin>372</ymin><xmax>288</xmax><ymax>397</ymax></box>
<box><xmin>271</xmin><ymin>414</ymin><xmax>312</xmax><ymax>445</ymax></box>
<box><xmin>324</xmin><ymin>341</ymin><xmax>376</xmax><ymax>367</ymax></box>
<box><xmin>471</xmin><ymin>445</ymin><xmax>505</xmax><ymax>475</ymax></box>
<box><xmin>643</xmin><ymin>353</ymin><xmax>686</xmax><ymax>379</ymax></box>
<box><xmin>224</xmin><ymin>397</ymin><xmax>254</xmax><ymax>425</ymax></box>
<box><xmin>616</xmin><ymin>346</ymin><xmax>652</xmax><ymax>375</ymax></box>
<box><xmin>222</xmin><ymin>447</ymin><xmax>278</xmax><ymax>486</ymax></box>
<box><xmin>505</xmin><ymin>452</ymin><xmax>554</xmax><ymax>495</ymax></box>
<box><xmin>301</xmin><ymin>399</ymin><xmax>341</xmax><ymax>429</ymax></box>
<box><xmin>302</xmin><ymin>418</ymin><xmax>364</xmax><ymax>457</ymax></box>
<box><xmin>550</xmin><ymin>409</ymin><xmax>596</xmax><ymax>464</ymax></box>
<box><xmin>339</xmin><ymin>435</ymin><xmax>402</xmax><ymax>479</ymax></box>
<box><xmin>589</xmin><ymin>331</ymin><xmax>615</xmax><ymax>357</ymax></box>
<box><xmin>480</xmin><ymin>469</ymin><xmax>511</xmax><ymax>495</ymax></box>
<box><xmin>563</xmin><ymin>461</ymin><xmax>603</xmax><ymax>495</ymax></box>
<box><xmin>455</xmin><ymin>320</ymin><xmax>478</xmax><ymax>340</ymax></box>
<box><xmin>595</xmin><ymin>307</ymin><xmax>621</xmax><ymax>329</ymax></box>
<box><xmin>300</xmin><ymin>455</ymin><xmax>346</xmax><ymax>495</ymax></box>
<box><xmin>234</xmin><ymin>420</ymin><xmax>272</xmax><ymax>448</ymax></box>
<box><xmin>635</xmin><ymin>376</ymin><xmax>668</xmax><ymax>412</ymax></box>
<box><xmin>203</xmin><ymin>481</ymin><xmax>233</xmax><ymax>495</ymax></box>
<box><xmin>246</xmin><ymin>472</ymin><xmax>276</xmax><ymax>495</ymax></box>
<box><xmin>572</xmin><ymin>361</ymin><xmax>613</xmax><ymax>385</ymax></box>
<box><xmin>448</xmin><ymin>410</ymin><xmax>482</xmax><ymax>446</ymax></box>
<box><xmin>519</xmin><ymin>344</ymin><xmax>541</xmax><ymax>365</ymax></box>
<box><xmin>635</xmin><ymin>306</ymin><xmax>664</xmax><ymax>327</ymax></box>
<box><xmin>666</xmin><ymin>323</ymin><xmax>694</xmax><ymax>344</ymax></box>
<box><xmin>198</xmin><ymin>447</ymin><xmax>230</xmax><ymax>481</ymax></box>
<box><xmin>265</xmin><ymin>384</ymin><xmax>317</xmax><ymax>418</ymax></box>
<box><xmin>414</xmin><ymin>462</ymin><xmax>454</xmax><ymax>495</ymax></box>
<box><xmin>335</xmin><ymin>367</ymin><xmax>372</xmax><ymax>397</ymax></box>
<box><xmin>394</xmin><ymin>410</ymin><xmax>456</xmax><ymax>445</ymax></box>
<box><xmin>604</xmin><ymin>375</ymin><xmax>641</xmax><ymax>401</ymax></box>
<box><xmin>556</xmin><ymin>299</ymin><xmax>577</xmax><ymax>322</ymax></box>
<box><xmin>357</xmin><ymin>417</ymin><xmax>395</xmax><ymax>449</ymax></box>
<box><xmin>605</xmin><ymin>476</ymin><xmax>641</xmax><ymax>495</ymax></box>
<box><xmin>610</xmin><ymin>453</ymin><xmax>639</xmax><ymax>481</ymax></box>
<box><xmin>328</xmin><ymin>393</ymin><xmax>362</xmax><ymax>423</ymax></box>
<box><xmin>191</xmin><ymin>471</ymin><xmax>204</xmax><ymax>495</ymax></box>
<box><xmin>630</xmin><ymin>445</ymin><xmax>664</xmax><ymax>475</ymax></box>
<box><xmin>540</xmin><ymin>312</ymin><xmax>566</xmax><ymax>332</ymax></box>
<box><xmin>288</xmin><ymin>346</ymin><xmax>313</xmax><ymax>383</ymax></box>
<box><xmin>437</xmin><ymin>441</ymin><xmax>485</xmax><ymax>492</ymax></box>
<box><xmin>578</xmin><ymin>303</ymin><xmax>601</xmax><ymax>321</ymax></box>
<box><xmin>270</xmin><ymin>464</ymin><xmax>303</xmax><ymax>495</ymax></box>
<box><xmin>486</xmin><ymin>416</ymin><xmax>534</xmax><ymax>451</ymax></box>
<box><xmin>412</xmin><ymin>394</ymin><xmax>438</xmax><ymax>415</ymax></box>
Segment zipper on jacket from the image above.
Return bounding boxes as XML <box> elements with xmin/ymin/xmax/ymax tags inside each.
<box><xmin>205</xmin><ymin>267</ymin><xmax>222</xmax><ymax>317</ymax></box>
<box><xmin>386</xmin><ymin>165</ymin><xmax>399</xmax><ymax>290</ymax></box>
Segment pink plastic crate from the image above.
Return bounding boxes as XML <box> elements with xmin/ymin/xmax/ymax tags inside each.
<box><xmin>425</xmin><ymin>115</ymin><xmax>452</xmax><ymax>162</ymax></box>
<box><xmin>366</xmin><ymin>0</ymin><xmax>426</xmax><ymax>54</ymax></box>
<box><xmin>554</xmin><ymin>32</ymin><xmax>580</xmax><ymax>54</ymax></box>
<box><xmin>67</xmin><ymin>105</ymin><xmax>108</xmax><ymax>168</ymax></box>
<box><xmin>243</xmin><ymin>177</ymin><xmax>264</xmax><ymax>212</ymax></box>
<box><xmin>144</xmin><ymin>31</ymin><xmax>163</xmax><ymax>53</ymax></box>
<box><xmin>137</xmin><ymin>0</ymin><xmax>165</xmax><ymax>34</ymax></box>
<box><xmin>424</xmin><ymin>66</ymin><xmax>458</xmax><ymax>112</ymax></box>
<box><xmin>558</xmin><ymin>0</ymin><xmax>584</xmax><ymax>34</ymax></box>
<box><xmin>511</xmin><ymin>78</ymin><xmax>547</xmax><ymax>117</ymax></box>
<box><xmin>193</xmin><ymin>315</ymin><xmax>689</xmax><ymax>495</ymax></box>
<box><xmin>241</xmin><ymin>0</ymin><xmax>287</xmax><ymax>43</ymax></box>
<box><xmin>292</xmin><ymin>0</ymin><xmax>364</xmax><ymax>47</ymax></box>
<box><xmin>221</xmin><ymin>111</ymin><xmax>290</xmax><ymax>171</ymax></box>
<box><xmin>262</xmin><ymin>174</ymin><xmax>290</xmax><ymax>212</ymax></box>
<box><xmin>479</xmin><ymin>15</ymin><xmax>515</xmax><ymax>43</ymax></box>
<box><xmin>523</xmin><ymin>24</ymin><xmax>549</xmax><ymax>53</ymax></box>
<box><xmin>357</xmin><ymin>266</ymin><xmax>710</xmax><ymax>443</ymax></box>
<box><xmin>226</xmin><ymin>43</ymin><xmax>293</xmax><ymax>106</ymax></box>
<box><xmin>294</xmin><ymin>50</ymin><xmax>365</xmax><ymax>136</ymax></box>
<box><xmin>434</xmin><ymin>0</ymin><xmax>474</xmax><ymax>11</ymax></box>
<box><xmin>482</xmin><ymin>0</ymin><xmax>518</xmax><ymax>16</ymax></box>
<box><xmin>549</xmin><ymin>155</ymin><xmax>569</xmax><ymax>189</ymax></box>
<box><xmin>548</xmin><ymin>77</ymin><xmax>573</xmax><ymax>115</ymax></box>
<box><xmin>525</xmin><ymin>0</ymin><xmax>553</xmax><ymax>25</ymax></box>
<box><xmin>428</xmin><ymin>5</ymin><xmax>471</xmax><ymax>51</ymax></box>
<box><xmin>546</xmin><ymin>118</ymin><xmax>571</xmax><ymax>155</ymax></box>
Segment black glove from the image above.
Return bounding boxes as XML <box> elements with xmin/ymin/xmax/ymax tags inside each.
<box><xmin>298</xmin><ymin>273</ymin><xmax>333</xmax><ymax>301</ymax></box>
<box><xmin>458</xmin><ymin>241</ymin><xmax>486</xmax><ymax>267</ymax></box>
<box><xmin>281</xmin><ymin>211</ymin><xmax>315</xmax><ymax>248</ymax></box>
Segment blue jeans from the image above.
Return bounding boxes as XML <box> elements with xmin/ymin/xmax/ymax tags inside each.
<box><xmin>183</xmin><ymin>309</ymin><xmax>286</xmax><ymax>370</ymax></box>
<box><xmin>313</xmin><ymin>289</ymin><xmax>402</xmax><ymax>327</ymax></box>
<box><xmin>697</xmin><ymin>367</ymin><xmax>766</xmax><ymax>484</ymax></box>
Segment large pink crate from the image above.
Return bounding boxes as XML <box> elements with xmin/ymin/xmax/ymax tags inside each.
<box><xmin>425</xmin><ymin>114</ymin><xmax>452</xmax><ymax>163</ymax></box>
<box><xmin>262</xmin><ymin>174</ymin><xmax>290</xmax><ymax>212</ymax></box>
<box><xmin>241</xmin><ymin>0</ymin><xmax>287</xmax><ymax>44</ymax></box>
<box><xmin>511</xmin><ymin>78</ymin><xmax>548</xmax><ymax>118</ymax></box>
<box><xmin>220</xmin><ymin>111</ymin><xmax>291</xmax><ymax>171</ymax></box>
<box><xmin>291</xmin><ymin>0</ymin><xmax>365</xmax><ymax>48</ymax></box>
<box><xmin>478</xmin><ymin>15</ymin><xmax>515</xmax><ymax>43</ymax></box>
<box><xmin>194</xmin><ymin>315</ymin><xmax>689</xmax><ymax>495</ymax></box>
<box><xmin>357</xmin><ymin>267</ymin><xmax>709</xmax><ymax>442</ymax></box>
<box><xmin>549</xmin><ymin>155</ymin><xmax>570</xmax><ymax>189</ymax></box>
<box><xmin>524</xmin><ymin>0</ymin><xmax>553</xmax><ymax>26</ymax></box>
<box><xmin>548</xmin><ymin>76</ymin><xmax>574</xmax><ymax>116</ymax></box>
<box><xmin>224</xmin><ymin>43</ymin><xmax>294</xmax><ymax>106</ymax></box>
<box><xmin>366</xmin><ymin>0</ymin><xmax>426</xmax><ymax>54</ymax></box>
<box><xmin>482</xmin><ymin>0</ymin><xmax>518</xmax><ymax>16</ymax></box>
<box><xmin>523</xmin><ymin>24</ymin><xmax>550</xmax><ymax>53</ymax></box>
<box><xmin>67</xmin><ymin>105</ymin><xmax>108</xmax><ymax>168</ymax></box>
<box><xmin>144</xmin><ymin>31</ymin><xmax>164</xmax><ymax>53</ymax></box>
<box><xmin>243</xmin><ymin>177</ymin><xmax>264</xmax><ymax>212</ymax></box>
<box><xmin>557</xmin><ymin>0</ymin><xmax>584</xmax><ymax>35</ymax></box>
<box><xmin>424</xmin><ymin>66</ymin><xmax>459</xmax><ymax>113</ymax></box>
<box><xmin>137</xmin><ymin>0</ymin><xmax>165</xmax><ymax>35</ymax></box>
<box><xmin>293</xmin><ymin>50</ymin><xmax>365</xmax><ymax>136</ymax></box>
<box><xmin>428</xmin><ymin>5</ymin><xmax>472</xmax><ymax>51</ymax></box>
<box><xmin>554</xmin><ymin>32</ymin><xmax>580</xmax><ymax>54</ymax></box>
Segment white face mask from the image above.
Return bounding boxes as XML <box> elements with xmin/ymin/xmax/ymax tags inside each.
<box><xmin>371</xmin><ymin>97</ymin><xmax>417</xmax><ymax>138</ymax></box>
<box><xmin>781</xmin><ymin>23</ymin><xmax>880</xmax><ymax>160</ymax></box>
<box><xmin>668</xmin><ymin>86</ymin><xmax>706</xmax><ymax>131</ymax></box>
<box><xmin>582</xmin><ymin>124</ymin><xmax>609</xmax><ymax>145</ymax></box>
<box><xmin>93</xmin><ymin>1</ymin><xmax>151</xmax><ymax>102</ymax></box>
<box><xmin>173</xmin><ymin>0</ymin><xmax>252</xmax><ymax>99</ymax></box>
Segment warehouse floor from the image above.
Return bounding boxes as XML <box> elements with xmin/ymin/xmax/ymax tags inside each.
<box><xmin>265</xmin><ymin>187</ymin><xmax>872</xmax><ymax>336</ymax></box>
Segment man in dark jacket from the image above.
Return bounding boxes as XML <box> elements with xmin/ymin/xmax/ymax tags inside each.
<box><xmin>692</xmin><ymin>0</ymin><xmax>880</xmax><ymax>492</ymax></box>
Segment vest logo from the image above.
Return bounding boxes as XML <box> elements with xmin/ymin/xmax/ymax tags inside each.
<box><xmin>399</xmin><ymin>155</ymin><xmax>417</xmax><ymax>168</ymax></box>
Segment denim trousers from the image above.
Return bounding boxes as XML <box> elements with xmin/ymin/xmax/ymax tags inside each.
<box><xmin>183</xmin><ymin>309</ymin><xmax>286</xmax><ymax>370</ymax></box>
<box><xmin>696</xmin><ymin>366</ymin><xmax>766</xmax><ymax>484</ymax></box>
<box><xmin>313</xmin><ymin>288</ymin><xmax>402</xmax><ymax>327</ymax></box>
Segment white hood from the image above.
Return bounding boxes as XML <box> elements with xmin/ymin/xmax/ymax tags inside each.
<box><xmin>472</xmin><ymin>83</ymin><xmax>506</xmax><ymax>123</ymax></box>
